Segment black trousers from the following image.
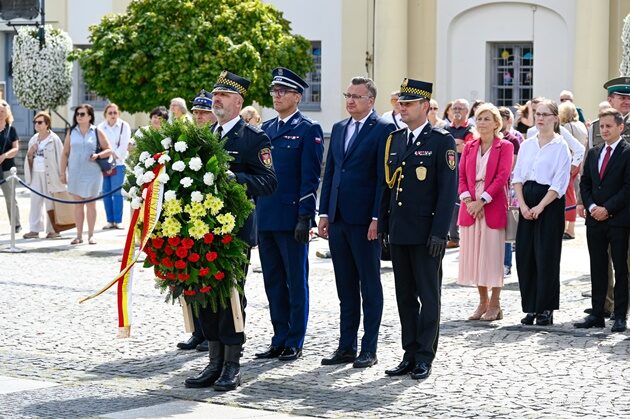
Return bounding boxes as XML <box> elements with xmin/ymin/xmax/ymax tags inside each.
<box><xmin>515</xmin><ymin>181</ymin><xmax>564</xmax><ymax>313</ymax></box>
<box><xmin>198</xmin><ymin>248</ymin><xmax>251</xmax><ymax>345</ymax></box>
<box><xmin>586</xmin><ymin>222</ymin><xmax>629</xmax><ymax>319</ymax></box>
<box><xmin>390</xmin><ymin>243</ymin><xmax>442</xmax><ymax>364</ymax></box>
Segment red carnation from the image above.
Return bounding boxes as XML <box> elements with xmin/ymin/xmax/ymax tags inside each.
<box><xmin>175</xmin><ymin>247</ymin><xmax>188</xmax><ymax>259</ymax></box>
<box><xmin>181</xmin><ymin>238</ymin><xmax>195</xmax><ymax>249</ymax></box>
<box><xmin>179</xmin><ymin>273</ymin><xmax>190</xmax><ymax>281</ymax></box>
<box><xmin>154</xmin><ymin>270</ymin><xmax>165</xmax><ymax>279</ymax></box>
<box><xmin>199</xmin><ymin>267</ymin><xmax>210</xmax><ymax>276</ymax></box>
<box><xmin>175</xmin><ymin>260</ymin><xmax>187</xmax><ymax>270</ymax></box>
<box><xmin>214</xmin><ymin>271</ymin><xmax>225</xmax><ymax>280</ymax></box>
<box><xmin>203</xmin><ymin>233</ymin><xmax>214</xmax><ymax>244</ymax></box>
<box><xmin>200</xmin><ymin>285</ymin><xmax>212</xmax><ymax>293</ymax></box>
<box><xmin>221</xmin><ymin>235</ymin><xmax>233</xmax><ymax>244</ymax></box>
<box><xmin>151</xmin><ymin>237</ymin><xmax>165</xmax><ymax>249</ymax></box>
<box><xmin>205</xmin><ymin>251</ymin><xmax>218</xmax><ymax>262</ymax></box>
<box><xmin>183</xmin><ymin>289</ymin><xmax>196</xmax><ymax>296</ymax></box>
<box><xmin>150</xmin><ymin>256</ymin><xmax>159</xmax><ymax>265</ymax></box>
<box><xmin>161</xmin><ymin>257</ymin><xmax>174</xmax><ymax>268</ymax></box>
<box><xmin>166</xmin><ymin>272</ymin><xmax>176</xmax><ymax>280</ymax></box>
<box><xmin>164</xmin><ymin>246</ymin><xmax>174</xmax><ymax>256</ymax></box>
<box><xmin>188</xmin><ymin>252</ymin><xmax>200</xmax><ymax>262</ymax></box>
<box><xmin>168</xmin><ymin>237</ymin><xmax>181</xmax><ymax>247</ymax></box>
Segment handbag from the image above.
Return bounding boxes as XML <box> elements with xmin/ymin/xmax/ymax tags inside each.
<box><xmin>94</xmin><ymin>129</ymin><xmax>116</xmax><ymax>175</ymax></box>
<box><xmin>505</xmin><ymin>206</ymin><xmax>519</xmax><ymax>242</ymax></box>
<box><xmin>47</xmin><ymin>191</ymin><xmax>76</xmax><ymax>232</ymax></box>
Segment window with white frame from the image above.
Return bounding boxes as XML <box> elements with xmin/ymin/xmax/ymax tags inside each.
<box><xmin>301</xmin><ymin>41</ymin><xmax>321</xmax><ymax>111</ymax></box>
<box><xmin>489</xmin><ymin>43</ymin><xmax>533</xmax><ymax>107</ymax></box>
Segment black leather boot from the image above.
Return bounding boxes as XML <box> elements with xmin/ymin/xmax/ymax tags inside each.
<box><xmin>184</xmin><ymin>341</ymin><xmax>223</xmax><ymax>388</ymax></box>
<box><xmin>214</xmin><ymin>345</ymin><xmax>241</xmax><ymax>391</ymax></box>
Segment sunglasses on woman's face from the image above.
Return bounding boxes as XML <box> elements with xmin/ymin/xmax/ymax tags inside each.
<box><xmin>33</xmin><ymin>120</ymin><xmax>46</xmax><ymax>125</ymax></box>
<box><xmin>76</xmin><ymin>112</ymin><xmax>87</xmax><ymax>117</ymax></box>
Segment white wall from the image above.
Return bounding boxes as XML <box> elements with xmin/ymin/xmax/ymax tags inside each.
<box><xmin>263</xmin><ymin>0</ymin><xmax>342</xmax><ymax>133</ymax></box>
<box><xmin>67</xmin><ymin>0</ymin><xmax>113</xmax><ymax>45</ymax></box>
<box><xmin>435</xmin><ymin>0</ymin><xmax>576</xmax><ymax>106</ymax></box>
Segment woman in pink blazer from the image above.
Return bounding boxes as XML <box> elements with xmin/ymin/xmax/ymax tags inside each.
<box><xmin>457</xmin><ymin>103</ymin><xmax>514</xmax><ymax>321</ymax></box>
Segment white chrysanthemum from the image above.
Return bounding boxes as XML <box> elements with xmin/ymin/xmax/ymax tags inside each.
<box><xmin>174</xmin><ymin>141</ymin><xmax>188</xmax><ymax>152</ymax></box>
<box><xmin>191</xmin><ymin>191</ymin><xmax>204</xmax><ymax>202</ymax></box>
<box><xmin>161</xmin><ymin>137</ymin><xmax>172</xmax><ymax>149</ymax></box>
<box><xmin>189</xmin><ymin>157</ymin><xmax>203</xmax><ymax>171</ymax></box>
<box><xmin>157</xmin><ymin>154</ymin><xmax>171</xmax><ymax>164</ymax></box>
<box><xmin>164</xmin><ymin>190</ymin><xmax>177</xmax><ymax>201</ymax></box>
<box><xmin>157</xmin><ymin>172</ymin><xmax>170</xmax><ymax>183</ymax></box>
<box><xmin>171</xmin><ymin>161</ymin><xmax>186</xmax><ymax>172</ymax></box>
<box><xmin>144</xmin><ymin>157</ymin><xmax>156</xmax><ymax>168</ymax></box>
<box><xmin>139</xmin><ymin>151</ymin><xmax>151</xmax><ymax>162</ymax></box>
<box><xmin>142</xmin><ymin>171</ymin><xmax>155</xmax><ymax>183</ymax></box>
<box><xmin>180</xmin><ymin>177</ymin><xmax>193</xmax><ymax>188</ymax></box>
<box><xmin>203</xmin><ymin>172</ymin><xmax>215</xmax><ymax>186</ymax></box>
<box><xmin>131</xmin><ymin>197</ymin><xmax>143</xmax><ymax>209</ymax></box>
<box><xmin>128</xmin><ymin>186</ymin><xmax>139</xmax><ymax>197</ymax></box>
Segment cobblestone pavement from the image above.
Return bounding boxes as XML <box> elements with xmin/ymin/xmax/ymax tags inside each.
<box><xmin>1</xmin><ymin>188</ymin><xmax>630</xmax><ymax>418</ymax></box>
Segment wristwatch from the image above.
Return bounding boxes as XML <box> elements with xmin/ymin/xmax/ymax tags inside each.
<box><xmin>480</xmin><ymin>197</ymin><xmax>487</xmax><ymax>204</ymax></box>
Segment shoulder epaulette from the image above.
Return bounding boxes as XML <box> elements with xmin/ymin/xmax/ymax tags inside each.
<box><xmin>432</xmin><ymin>127</ymin><xmax>450</xmax><ymax>135</ymax></box>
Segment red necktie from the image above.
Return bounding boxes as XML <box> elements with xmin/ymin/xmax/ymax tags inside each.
<box><xmin>599</xmin><ymin>146</ymin><xmax>612</xmax><ymax>179</ymax></box>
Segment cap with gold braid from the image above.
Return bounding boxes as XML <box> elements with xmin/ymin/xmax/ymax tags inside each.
<box><xmin>212</xmin><ymin>70</ymin><xmax>251</xmax><ymax>97</ymax></box>
<box><xmin>604</xmin><ymin>76</ymin><xmax>630</xmax><ymax>96</ymax></box>
<box><xmin>398</xmin><ymin>78</ymin><xmax>432</xmax><ymax>102</ymax></box>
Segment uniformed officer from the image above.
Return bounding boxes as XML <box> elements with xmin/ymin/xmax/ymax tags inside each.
<box><xmin>378</xmin><ymin>78</ymin><xmax>457</xmax><ymax>380</ymax></box>
<box><xmin>191</xmin><ymin>89</ymin><xmax>217</xmax><ymax>127</ymax></box>
<box><xmin>185</xmin><ymin>71</ymin><xmax>277</xmax><ymax>392</ymax></box>
<box><xmin>254</xmin><ymin>67</ymin><xmax>324</xmax><ymax>361</ymax></box>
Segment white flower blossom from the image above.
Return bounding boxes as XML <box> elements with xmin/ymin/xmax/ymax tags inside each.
<box><xmin>191</xmin><ymin>191</ymin><xmax>203</xmax><ymax>202</ymax></box>
<box><xmin>141</xmin><ymin>188</ymin><xmax>148</xmax><ymax>199</ymax></box>
<box><xmin>161</xmin><ymin>137</ymin><xmax>172</xmax><ymax>149</ymax></box>
<box><xmin>142</xmin><ymin>171</ymin><xmax>156</xmax><ymax>183</ymax></box>
<box><xmin>189</xmin><ymin>157</ymin><xmax>203</xmax><ymax>171</ymax></box>
<box><xmin>139</xmin><ymin>151</ymin><xmax>151</xmax><ymax>162</ymax></box>
<box><xmin>180</xmin><ymin>177</ymin><xmax>193</xmax><ymax>188</ymax></box>
<box><xmin>144</xmin><ymin>157</ymin><xmax>156</xmax><ymax>168</ymax></box>
<box><xmin>157</xmin><ymin>154</ymin><xmax>171</xmax><ymax>165</ymax></box>
<box><xmin>203</xmin><ymin>172</ymin><xmax>215</xmax><ymax>186</ymax></box>
<box><xmin>157</xmin><ymin>172</ymin><xmax>170</xmax><ymax>183</ymax></box>
<box><xmin>171</xmin><ymin>161</ymin><xmax>186</xmax><ymax>172</ymax></box>
<box><xmin>174</xmin><ymin>141</ymin><xmax>188</xmax><ymax>152</ymax></box>
<box><xmin>127</xmin><ymin>186</ymin><xmax>139</xmax><ymax>197</ymax></box>
<box><xmin>164</xmin><ymin>190</ymin><xmax>177</xmax><ymax>201</ymax></box>
<box><xmin>131</xmin><ymin>197</ymin><xmax>143</xmax><ymax>209</ymax></box>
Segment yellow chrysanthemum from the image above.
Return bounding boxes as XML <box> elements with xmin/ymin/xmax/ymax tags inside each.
<box><xmin>188</xmin><ymin>219</ymin><xmax>210</xmax><ymax>240</ymax></box>
<box><xmin>161</xmin><ymin>216</ymin><xmax>182</xmax><ymax>237</ymax></box>
<box><xmin>216</xmin><ymin>213</ymin><xmax>235</xmax><ymax>233</ymax></box>
<box><xmin>203</xmin><ymin>194</ymin><xmax>224</xmax><ymax>215</ymax></box>
<box><xmin>185</xmin><ymin>202</ymin><xmax>207</xmax><ymax>218</ymax></box>
<box><xmin>163</xmin><ymin>199</ymin><xmax>183</xmax><ymax>216</ymax></box>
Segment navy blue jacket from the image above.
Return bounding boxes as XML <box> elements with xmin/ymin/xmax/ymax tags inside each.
<box><xmin>319</xmin><ymin>111</ymin><xmax>395</xmax><ymax>224</ymax></box>
<box><xmin>257</xmin><ymin>111</ymin><xmax>324</xmax><ymax>231</ymax></box>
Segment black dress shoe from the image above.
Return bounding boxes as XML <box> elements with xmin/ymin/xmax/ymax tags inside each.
<box><xmin>196</xmin><ymin>340</ymin><xmax>209</xmax><ymax>352</ymax></box>
<box><xmin>611</xmin><ymin>318</ymin><xmax>627</xmax><ymax>333</ymax></box>
<box><xmin>610</xmin><ymin>312</ymin><xmax>616</xmax><ymax>321</ymax></box>
<box><xmin>184</xmin><ymin>363</ymin><xmax>222</xmax><ymax>388</ymax></box>
<box><xmin>535</xmin><ymin>310</ymin><xmax>553</xmax><ymax>326</ymax></box>
<box><xmin>584</xmin><ymin>308</ymin><xmax>612</xmax><ymax>318</ymax></box>
<box><xmin>410</xmin><ymin>361</ymin><xmax>432</xmax><ymax>380</ymax></box>
<box><xmin>213</xmin><ymin>362</ymin><xmax>241</xmax><ymax>391</ymax></box>
<box><xmin>254</xmin><ymin>345</ymin><xmax>284</xmax><ymax>359</ymax></box>
<box><xmin>353</xmin><ymin>352</ymin><xmax>378</xmax><ymax>368</ymax></box>
<box><xmin>385</xmin><ymin>359</ymin><xmax>413</xmax><ymax>376</ymax></box>
<box><xmin>574</xmin><ymin>314</ymin><xmax>605</xmax><ymax>329</ymax></box>
<box><xmin>177</xmin><ymin>335</ymin><xmax>204</xmax><ymax>350</ymax></box>
<box><xmin>321</xmin><ymin>349</ymin><xmax>356</xmax><ymax>365</ymax></box>
<box><xmin>521</xmin><ymin>313</ymin><xmax>536</xmax><ymax>325</ymax></box>
<box><xmin>278</xmin><ymin>347</ymin><xmax>302</xmax><ymax>361</ymax></box>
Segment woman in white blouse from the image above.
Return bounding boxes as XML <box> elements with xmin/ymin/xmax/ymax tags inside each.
<box><xmin>23</xmin><ymin>112</ymin><xmax>65</xmax><ymax>239</ymax></box>
<box><xmin>512</xmin><ymin>100</ymin><xmax>571</xmax><ymax>326</ymax></box>
<box><xmin>97</xmin><ymin>103</ymin><xmax>131</xmax><ymax>230</ymax></box>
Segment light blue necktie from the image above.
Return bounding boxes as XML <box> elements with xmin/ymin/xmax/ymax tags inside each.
<box><xmin>345</xmin><ymin>121</ymin><xmax>361</xmax><ymax>154</ymax></box>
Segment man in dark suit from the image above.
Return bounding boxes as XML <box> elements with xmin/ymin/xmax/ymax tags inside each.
<box><xmin>185</xmin><ymin>71</ymin><xmax>277</xmax><ymax>391</ymax></box>
<box><xmin>575</xmin><ymin>107</ymin><xmax>630</xmax><ymax>333</ymax></box>
<box><xmin>379</xmin><ymin>78</ymin><xmax>457</xmax><ymax>380</ymax></box>
<box><xmin>254</xmin><ymin>68</ymin><xmax>324</xmax><ymax>361</ymax></box>
<box><xmin>318</xmin><ymin>77</ymin><xmax>395</xmax><ymax>368</ymax></box>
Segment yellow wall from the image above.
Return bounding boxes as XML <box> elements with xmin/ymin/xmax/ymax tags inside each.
<box><xmin>406</xmin><ymin>0</ymin><xmax>436</xmax><ymax>90</ymax></box>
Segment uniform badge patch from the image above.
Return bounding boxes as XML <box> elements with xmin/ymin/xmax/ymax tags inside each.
<box><xmin>314</xmin><ymin>137</ymin><xmax>322</xmax><ymax>144</ymax></box>
<box><xmin>446</xmin><ymin>150</ymin><xmax>456</xmax><ymax>170</ymax></box>
<box><xmin>259</xmin><ymin>147</ymin><xmax>273</xmax><ymax>168</ymax></box>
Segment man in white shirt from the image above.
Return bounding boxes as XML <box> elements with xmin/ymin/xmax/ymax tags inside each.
<box><xmin>381</xmin><ymin>91</ymin><xmax>407</xmax><ymax>130</ymax></box>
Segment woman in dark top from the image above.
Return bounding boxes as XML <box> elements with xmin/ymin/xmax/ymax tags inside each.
<box><xmin>0</xmin><ymin>100</ymin><xmax>21</xmax><ymax>233</ymax></box>
<box><xmin>515</xmin><ymin>100</ymin><xmax>534</xmax><ymax>135</ymax></box>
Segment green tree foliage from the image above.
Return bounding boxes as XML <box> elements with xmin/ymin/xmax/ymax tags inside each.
<box><xmin>75</xmin><ymin>0</ymin><xmax>313</xmax><ymax>113</ymax></box>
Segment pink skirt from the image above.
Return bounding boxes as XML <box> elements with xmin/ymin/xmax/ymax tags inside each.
<box><xmin>457</xmin><ymin>216</ymin><xmax>505</xmax><ymax>288</ymax></box>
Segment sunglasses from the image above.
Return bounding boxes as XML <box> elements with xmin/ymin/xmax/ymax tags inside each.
<box><xmin>429</xmin><ymin>107</ymin><xmax>439</xmax><ymax>110</ymax></box>
<box><xmin>107</xmin><ymin>111</ymin><xmax>118</xmax><ymax>115</ymax></box>
<box><xmin>76</xmin><ymin>112</ymin><xmax>87</xmax><ymax>117</ymax></box>
<box><xmin>33</xmin><ymin>120</ymin><xmax>46</xmax><ymax>125</ymax></box>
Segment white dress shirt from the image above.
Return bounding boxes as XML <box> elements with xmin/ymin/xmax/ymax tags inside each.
<box><xmin>512</xmin><ymin>134</ymin><xmax>571</xmax><ymax>197</ymax></box>
<box><xmin>98</xmin><ymin>119</ymin><xmax>131</xmax><ymax>165</ymax></box>
<box><xmin>527</xmin><ymin>125</ymin><xmax>584</xmax><ymax>166</ymax></box>
<box><xmin>215</xmin><ymin>115</ymin><xmax>241</xmax><ymax>138</ymax></box>
<box><xmin>381</xmin><ymin>110</ymin><xmax>407</xmax><ymax>129</ymax></box>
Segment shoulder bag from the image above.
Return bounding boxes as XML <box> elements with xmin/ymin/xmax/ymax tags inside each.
<box><xmin>94</xmin><ymin>128</ymin><xmax>117</xmax><ymax>176</ymax></box>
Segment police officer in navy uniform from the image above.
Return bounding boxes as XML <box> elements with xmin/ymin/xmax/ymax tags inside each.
<box><xmin>379</xmin><ymin>78</ymin><xmax>457</xmax><ymax>380</ymax></box>
<box><xmin>254</xmin><ymin>68</ymin><xmax>324</xmax><ymax>361</ymax></box>
<box><xmin>185</xmin><ymin>71</ymin><xmax>277</xmax><ymax>391</ymax></box>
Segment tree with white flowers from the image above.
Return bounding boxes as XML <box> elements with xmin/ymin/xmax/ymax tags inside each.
<box><xmin>620</xmin><ymin>13</ymin><xmax>630</xmax><ymax>76</ymax></box>
<box><xmin>12</xmin><ymin>26</ymin><xmax>73</xmax><ymax>110</ymax></box>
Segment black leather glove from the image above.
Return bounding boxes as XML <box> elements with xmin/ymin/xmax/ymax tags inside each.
<box><xmin>427</xmin><ymin>235</ymin><xmax>446</xmax><ymax>258</ymax></box>
<box><xmin>378</xmin><ymin>232</ymin><xmax>389</xmax><ymax>249</ymax></box>
<box><xmin>294</xmin><ymin>216</ymin><xmax>311</xmax><ymax>244</ymax></box>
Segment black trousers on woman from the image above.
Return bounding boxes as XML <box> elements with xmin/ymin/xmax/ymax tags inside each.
<box><xmin>516</xmin><ymin>181</ymin><xmax>565</xmax><ymax>313</ymax></box>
